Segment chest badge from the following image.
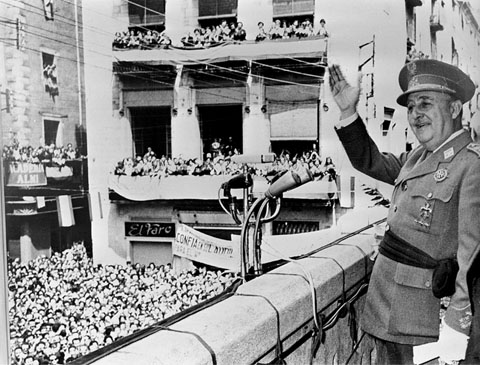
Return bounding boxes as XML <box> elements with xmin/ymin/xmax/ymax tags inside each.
<box><xmin>434</xmin><ymin>168</ymin><xmax>448</xmax><ymax>183</ymax></box>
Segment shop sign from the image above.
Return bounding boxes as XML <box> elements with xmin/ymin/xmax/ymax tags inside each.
<box><xmin>125</xmin><ymin>222</ymin><xmax>176</xmax><ymax>238</ymax></box>
<box><xmin>6</xmin><ymin>162</ymin><xmax>47</xmax><ymax>187</ymax></box>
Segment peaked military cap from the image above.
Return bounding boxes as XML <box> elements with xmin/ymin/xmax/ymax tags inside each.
<box><xmin>397</xmin><ymin>59</ymin><xmax>475</xmax><ymax>106</ymax></box>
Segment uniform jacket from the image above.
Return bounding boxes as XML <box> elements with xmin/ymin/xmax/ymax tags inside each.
<box><xmin>336</xmin><ymin>117</ymin><xmax>480</xmax><ymax>345</ymax></box>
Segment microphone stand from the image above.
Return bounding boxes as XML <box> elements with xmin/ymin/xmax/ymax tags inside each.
<box><xmin>219</xmin><ymin>165</ymin><xmax>313</xmax><ymax>281</ymax></box>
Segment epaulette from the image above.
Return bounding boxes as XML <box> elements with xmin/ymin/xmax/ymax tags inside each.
<box><xmin>467</xmin><ymin>143</ymin><xmax>480</xmax><ymax>158</ymax></box>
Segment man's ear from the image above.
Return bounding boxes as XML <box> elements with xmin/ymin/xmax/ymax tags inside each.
<box><xmin>450</xmin><ymin>99</ymin><xmax>462</xmax><ymax>120</ymax></box>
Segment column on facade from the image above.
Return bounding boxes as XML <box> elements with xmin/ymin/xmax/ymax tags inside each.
<box><xmin>171</xmin><ymin>67</ymin><xmax>202</xmax><ymax>159</ymax></box>
<box><xmin>243</xmin><ymin>73</ymin><xmax>271</xmax><ymax>155</ymax></box>
<box><xmin>165</xmin><ymin>0</ymin><xmax>199</xmax><ymax>47</ymax></box>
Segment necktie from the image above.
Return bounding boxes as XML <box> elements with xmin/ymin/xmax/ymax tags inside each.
<box><xmin>416</xmin><ymin>149</ymin><xmax>431</xmax><ymax>167</ymax></box>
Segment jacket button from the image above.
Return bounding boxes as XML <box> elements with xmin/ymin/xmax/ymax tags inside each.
<box><xmin>427</xmin><ymin>192</ymin><xmax>433</xmax><ymax>199</ymax></box>
<box><xmin>402</xmin><ymin>182</ymin><xmax>408</xmax><ymax>191</ymax></box>
<box><xmin>425</xmin><ymin>280</ymin><xmax>431</xmax><ymax>288</ymax></box>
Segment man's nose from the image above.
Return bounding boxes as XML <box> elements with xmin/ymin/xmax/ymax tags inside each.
<box><xmin>409</xmin><ymin>106</ymin><xmax>422</xmax><ymax>119</ymax></box>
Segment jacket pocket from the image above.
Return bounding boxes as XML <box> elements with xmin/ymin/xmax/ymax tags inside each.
<box><xmin>387</xmin><ymin>264</ymin><xmax>440</xmax><ymax>337</ymax></box>
<box><xmin>410</xmin><ymin>183</ymin><xmax>455</xmax><ymax>234</ymax></box>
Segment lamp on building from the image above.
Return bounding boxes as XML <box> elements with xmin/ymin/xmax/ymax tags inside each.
<box><xmin>323</xmin><ymin>103</ymin><xmax>329</xmax><ymax>112</ymax></box>
<box><xmin>172</xmin><ymin>108</ymin><xmax>178</xmax><ymax>117</ymax></box>
<box><xmin>244</xmin><ymin>106</ymin><xmax>250</xmax><ymax>114</ymax></box>
<box><xmin>261</xmin><ymin>105</ymin><xmax>267</xmax><ymax>113</ymax></box>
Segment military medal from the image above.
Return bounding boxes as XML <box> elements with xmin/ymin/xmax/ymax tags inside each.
<box><xmin>420</xmin><ymin>202</ymin><xmax>432</xmax><ymax>220</ymax></box>
<box><xmin>434</xmin><ymin>168</ymin><xmax>448</xmax><ymax>182</ymax></box>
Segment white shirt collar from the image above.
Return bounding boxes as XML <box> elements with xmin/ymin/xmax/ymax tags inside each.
<box><xmin>432</xmin><ymin>129</ymin><xmax>465</xmax><ymax>153</ymax></box>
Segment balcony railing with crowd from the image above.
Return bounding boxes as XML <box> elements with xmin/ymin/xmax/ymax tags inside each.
<box><xmin>113</xmin><ymin>147</ymin><xmax>337</xmax><ymax>182</ymax></box>
<box><xmin>112</xmin><ymin>18</ymin><xmax>329</xmax><ymax>50</ymax></box>
<box><xmin>2</xmin><ymin>142</ymin><xmax>85</xmax><ymax>168</ymax></box>
<box><xmin>8</xmin><ymin>243</ymin><xmax>238</xmax><ymax>364</ymax></box>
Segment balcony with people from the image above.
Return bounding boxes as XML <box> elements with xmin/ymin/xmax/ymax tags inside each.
<box><xmin>108</xmin><ymin>143</ymin><xmax>338</xmax><ymax>204</ymax></box>
<box><xmin>2</xmin><ymin>138</ymin><xmax>88</xmax><ymax>196</ymax></box>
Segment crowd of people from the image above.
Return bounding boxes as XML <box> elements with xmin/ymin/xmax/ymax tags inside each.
<box><xmin>113</xmin><ymin>146</ymin><xmax>337</xmax><ymax>182</ymax></box>
<box><xmin>112</xmin><ymin>29</ymin><xmax>172</xmax><ymax>49</ymax></box>
<box><xmin>180</xmin><ymin>19</ymin><xmax>247</xmax><ymax>48</ymax></box>
<box><xmin>9</xmin><ymin>243</ymin><xmax>238</xmax><ymax>364</ymax></box>
<box><xmin>2</xmin><ymin>142</ymin><xmax>83</xmax><ymax>168</ymax></box>
<box><xmin>255</xmin><ymin>18</ymin><xmax>328</xmax><ymax>42</ymax></box>
<box><xmin>113</xmin><ymin>18</ymin><xmax>329</xmax><ymax>49</ymax></box>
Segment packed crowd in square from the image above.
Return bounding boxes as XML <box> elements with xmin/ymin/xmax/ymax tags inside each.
<box><xmin>8</xmin><ymin>243</ymin><xmax>238</xmax><ymax>364</ymax></box>
<box><xmin>112</xmin><ymin>18</ymin><xmax>328</xmax><ymax>49</ymax></box>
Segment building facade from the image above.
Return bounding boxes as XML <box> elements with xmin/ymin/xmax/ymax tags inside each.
<box><xmin>79</xmin><ymin>0</ymin><xmax>480</xmax><ymax>266</ymax></box>
<box><xmin>0</xmin><ymin>0</ymin><xmax>90</xmax><ymax>261</ymax></box>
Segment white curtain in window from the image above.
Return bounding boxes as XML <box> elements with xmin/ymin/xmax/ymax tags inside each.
<box><xmin>55</xmin><ymin>121</ymin><xmax>63</xmax><ymax>147</ymax></box>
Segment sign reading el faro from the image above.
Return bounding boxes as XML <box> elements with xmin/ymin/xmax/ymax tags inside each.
<box><xmin>6</xmin><ymin>162</ymin><xmax>47</xmax><ymax>187</ymax></box>
<box><xmin>125</xmin><ymin>222</ymin><xmax>176</xmax><ymax>238</ymax></box>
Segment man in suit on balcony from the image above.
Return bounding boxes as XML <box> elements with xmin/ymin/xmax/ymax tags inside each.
<box><xmin>329</xmin><ymin>59</ymin><xmax>480</xmax><ymax>364</ymax></box>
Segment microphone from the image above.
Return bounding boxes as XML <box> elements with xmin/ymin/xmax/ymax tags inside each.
<box><xmin>222</xmin><ymin>173</ymin><xmax>253</xmax><ymax>197</ymax></box>
<box><xmin>265</xmin><ymin>167</ymin><xmax>313</xmax><ymax>198</ymax></box>
<box><xmin>231</xmin><ymin>153</ymin><xmax>276</xmax><ymax>164</ymax></box>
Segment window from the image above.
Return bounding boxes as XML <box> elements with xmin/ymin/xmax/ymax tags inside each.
<box><xmin>130</xmin><ymin>107</ymin><xmax>171</xmax><ymax>158</ymax></box>
<box><xmin>382</xmin><ymin>107</ymin><xmax>395</xmax><ymax>137</ymax></box>
<box><xmin>42</xmin><ymin>52</ymin><xmax>58</xmax><ymax>99</ymax></box>
<box><xmin>44</xmin><ymin>119</ymin><xmax>60</xmax><ymax>146</ymax></box>
<box><xmin>128</xmin><ymin>0</ymin><xmax>165</xmax><ymax>28</ymax></box>
<box><xmin>272</xmin><ymin>0</ymin><xmax>314</xmax><ymax>17</ymax></box>
<box><xmin>198</xmin><ymin>0</ymin><xmax>237</xmax><ymax>19</ymax></box>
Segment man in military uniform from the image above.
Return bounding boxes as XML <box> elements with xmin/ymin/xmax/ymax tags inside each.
<box><xmin>329</xmin><ymin>59</ymin><xmax>480</xmax><ymax>364</ymax></box>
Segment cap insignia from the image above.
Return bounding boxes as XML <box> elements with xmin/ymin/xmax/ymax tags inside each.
<box><xmin>408</xmin><ymin>76</ymin><xmax>420</xmax><ymax>89</ymax></box>
<box><xmin>407</xmin><ymin>62</ymin><xmax>417</xmax><ymax>77</ymax></box>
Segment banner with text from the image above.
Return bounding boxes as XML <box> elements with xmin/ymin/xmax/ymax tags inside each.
<box><xmin>6</xmin><ymin>162</ymin><xmax>47</xmax><ymax>187</ymax></box>
<box><xmin>173</xmin><ymin>224</ymin><xmax>241</xmax><ymax>272</ymax></box>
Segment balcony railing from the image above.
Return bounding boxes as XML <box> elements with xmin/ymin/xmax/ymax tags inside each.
<box><xmin>430</xmin><ymin>14</ymin><xmax>444</xmax><ymax>31</ymax></box>
<box><xmin>4</xmin><ymin>158</ymin><xmax>88</xmax><ymax>194</ymax></box>
<box><xmin>406</xmin><ymin>0</ymin><xmax>423</xmax><ymax>7</ymax></box>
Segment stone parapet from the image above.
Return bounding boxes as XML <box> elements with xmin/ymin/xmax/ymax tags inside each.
<box><xmin>91</xmin><ymin>228</ymin><xmax>379</xmax><ymax>364</ymax></box>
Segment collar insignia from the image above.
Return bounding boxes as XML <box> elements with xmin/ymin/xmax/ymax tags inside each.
<box><xmin>467</xmin><ymin>143</ymin><xmax>480</xmax><ymax>158</ymax></box>
<box><xmin>444</xmin><ymin>147</ymin><xmax>454</xmax><ymax>159</ymax></box>
<box><xmin>434</xmin><ymin>168</ymin><xmax>448</xmax><ymax>183</ymax></box>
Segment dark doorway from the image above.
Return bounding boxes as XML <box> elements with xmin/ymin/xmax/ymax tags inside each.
<box><xmin>129</xmin><ymin>107</ymin><xmax>171</xmax><ymax>157</ymax></box>
<box><xmin>197</xmin><ymin>104</ymin><xmax>243</xmax><ymax>157</ymax></box>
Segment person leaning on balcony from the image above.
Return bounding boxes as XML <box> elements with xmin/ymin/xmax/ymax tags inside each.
<box><xmin>233</xmin><ymin>22</ymin><xmax>246</xmax><ymax>41</ymax></box>
<box><xmin>329</xmin><ymin>59</ymin><xmax>480</xmax><ymax>364</ymax></box>
<box><xmin>317</xmin><ymin>18</ymin><xmax>329</xmax><ymax>38</ymax></box>
<box><xmin>255</xmin><ymin>21</ymin><xmax>267</xmax><ymax>42</ymax></box>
